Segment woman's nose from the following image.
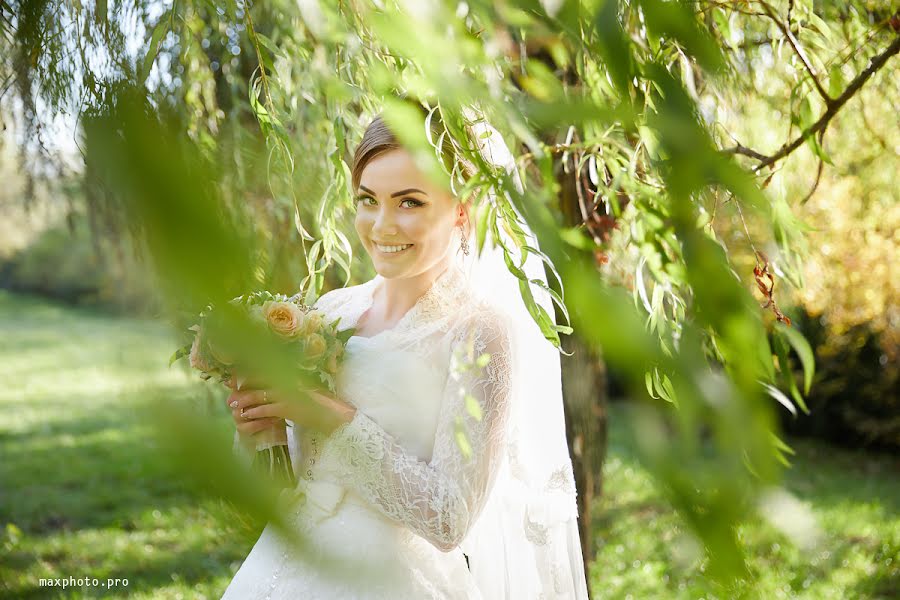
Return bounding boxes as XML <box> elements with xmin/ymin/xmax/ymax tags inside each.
<box><xmin>372</xmin><ymin>207</ymin><xmax>398</xmax><ymax>236</ymax></box>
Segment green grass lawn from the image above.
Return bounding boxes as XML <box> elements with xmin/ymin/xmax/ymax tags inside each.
<box><xmin>1</xmin><ymin>290</ymin><xmax>897</xmax><ymax>599</ymax></box>
<box><xmin>0</xmin><ymin>291</ymin><xmax>252</xmax><ymax>599</ymax></box>
<box><xmin>593</xmin><ymin>405</ymin><xmax>899</xmax><ymax>599</ymax></box>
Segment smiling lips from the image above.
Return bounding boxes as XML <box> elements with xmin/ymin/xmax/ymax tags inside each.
<box><xmin>373</xmin><ymin>242</ymin><xmax>413</xmax><ymax>254</ymax></box>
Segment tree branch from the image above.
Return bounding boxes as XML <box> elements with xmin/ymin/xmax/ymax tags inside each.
<box><xmin>760</xmin><ymin>1</ymin><xmax>832</xmax><ymax>105</ymax></box>
<box><xmin>722</xmin><ymin>33</ymin><xmax>900</xmax><ymax>171</ymax></box>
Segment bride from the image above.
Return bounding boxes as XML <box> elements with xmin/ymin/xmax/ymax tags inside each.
<box><xmin>220</xmin><ymin>111</ymin><xmax>589</xmax><ymax>599</ymax></box>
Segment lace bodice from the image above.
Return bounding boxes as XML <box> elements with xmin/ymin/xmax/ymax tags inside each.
<box><xmin>296</xmin><ymin>265</ymin><xmax>514</xmax><ymax>552</ymax></box>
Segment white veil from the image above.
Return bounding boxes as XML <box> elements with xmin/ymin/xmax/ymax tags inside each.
<box><xmin>453</xmin><ymin>116</ymin><xmax>589</xmax><ymax>599</ymax></box>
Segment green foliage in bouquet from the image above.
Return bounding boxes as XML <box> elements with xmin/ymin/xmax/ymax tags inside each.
<box><xmin>170</xmin><ymin>291</ymin><xmax>354</xmax><ymax>395</ymax></box>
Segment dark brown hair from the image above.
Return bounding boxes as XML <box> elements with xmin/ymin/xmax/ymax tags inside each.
<box><xmin>350</xmin><ymin>116</ymin><xmax>401</xmax><ymax>192</ymax></box>
<box><xmin>350</xmin><ymin>112</ymin><xmax>475</xmax><ymax>194</ymax></box>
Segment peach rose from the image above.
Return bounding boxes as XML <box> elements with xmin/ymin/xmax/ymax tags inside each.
<box><xmin>326</xmin><ymin>353</ymin><xmax>340</xmax><ymax>375</ymax></box>
<box><xmin>301</xmin><ymin>310</ymin><xmax>324</xmax><ymax>335</ymax></box>
<box><xmin>263</xmin><ymin>301</ymin><xmax>305</xmax><ymax>338</ymax></box>
<box><xmin>305</xmin><ymin>333</ymin><xmax>328</xmax><ymax>360</ymax></box>
<box><xmin>189</xmin><ymin>333</ymin><xmax>213</xmax><ymax>372</ymax></box>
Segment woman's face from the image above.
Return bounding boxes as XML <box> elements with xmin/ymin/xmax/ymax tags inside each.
<box><xmin>354</xmin><ymin>148</ymin><xmax>464</xmax><ymax>280</ymax></box>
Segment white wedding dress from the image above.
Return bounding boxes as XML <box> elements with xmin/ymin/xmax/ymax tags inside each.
<box><xmin>221</xmin><ymin>264</ymin><xmax>519</xmax><ymax>599</ymax></box>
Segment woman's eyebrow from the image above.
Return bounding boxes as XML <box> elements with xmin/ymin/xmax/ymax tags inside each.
<box><xmin>390</xmin><ymin>188</ymin><xmax>428</xmax><ymax>198</ymax></box>
<box><xmin>357</xmin><ymin>185</ymin><xmax>377</xmax><ymax>196</ymax></box>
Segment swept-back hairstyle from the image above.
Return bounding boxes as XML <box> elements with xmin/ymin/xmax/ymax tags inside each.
<box><xmin>349</xmin><ymin>108</ymin><xmax>475</xmax><ymax>195</ymax></box>
<box><xmin>350</xmin><ymin>116</ymin><xmax>401</xmax><ymax>192</ymax></box>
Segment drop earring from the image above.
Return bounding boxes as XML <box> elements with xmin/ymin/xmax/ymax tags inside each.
<box><xmin>459</xmin><ymin>224</ymin><xmax>470</xmax><ymax>256</ymax></box>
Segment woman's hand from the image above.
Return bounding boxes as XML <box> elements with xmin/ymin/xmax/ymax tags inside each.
<box><xmin>225</xmin><ymin>375</ymin><xmax>287</xmax><ymax>440</ymax></box>
<box><xmin>227</xmin><ymin>380</ymin><xmax>357</xmax><ymax>436</ymax></box>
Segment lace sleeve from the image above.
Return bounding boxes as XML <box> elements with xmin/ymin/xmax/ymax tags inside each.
<box><xmin>316</xmin><ymin>308</ymin><xmax>513</xmax><ymax>551</ymax></box>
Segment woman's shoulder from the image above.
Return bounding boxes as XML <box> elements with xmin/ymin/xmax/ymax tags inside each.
<box><xmin>451</xmin><ymin>295</ymin><xmax>514</xmax><ymax>346</ymax></box>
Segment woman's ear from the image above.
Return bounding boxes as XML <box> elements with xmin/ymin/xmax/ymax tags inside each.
<box><xmin>455</xmin><ymin>201</ymin><xmax>470</xmax><ymax>229</ymax></box>
<box><xmin>455</xmin><ymin>200</ymin><xmax>474</xmax><ymax>236</ymax></box>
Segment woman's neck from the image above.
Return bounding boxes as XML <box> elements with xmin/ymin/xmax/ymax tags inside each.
<box><xmin>376</xmin><ymin>256</ymin><xmax>452</xmax><ymax>324</ymax></box>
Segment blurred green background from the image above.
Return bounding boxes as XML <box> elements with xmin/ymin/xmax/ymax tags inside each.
<box><xmin>1</xmin><ymin>0</ymin><xmax>898</xmax><ymax>598</ymax></box>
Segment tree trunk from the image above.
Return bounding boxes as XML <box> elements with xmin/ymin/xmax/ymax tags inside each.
<box><xmin>547</xmin><ymin>148</ymin><xmax>609</xmax><ymax>597</ymax></box>
<box><xmin>561</xmin><ymin>331</ymin><xmax>608</xmax><ymax>593</ymax></box>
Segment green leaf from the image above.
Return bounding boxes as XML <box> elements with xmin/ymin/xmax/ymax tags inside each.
<box><xmin>757</xmin><ymin>331</ymin><xmax>776</xmax><ymax>381</ymax></box>
<box><xmin>828</xmin><ymin>65</ymin><xmax>844</xmax><ymax>99</ymax></box>
<box><xmin>522</xmin><ymin>245</ymin><xmax>564</xmax><ymax>293</ymax></box>
<box><xmin>519</xmin><ymin>278</ymin><xmax>562</xmax><ymax>347</ymax></box>
<box><xmin>769</xmin><ymin>431</ymin><xmax>795</xmax><ymax>467</ymax></box>
<box><xmin>763</xmin><ymin>382</ymin><xmax>797</xmax><ymax>417</ymax></box>
<box><xmin>255</xmin><ymin>32</ymin><xmax>282</xmax><ymax>58</ymax></box>
<box><xmin>807</xmin><ymin>12</ymin><xmax>833</xmax><ymax>42</ymax></box>
<box><xmin>331</xmin><ymin>252</ymin><xmax>353</xmax><ymax>289</ymax></box>
<box><xmin>772</xmin><ymin>330</ymin><xmax>809</xmax><ymax>415</ymax></box>
<box><xmin>660</xmin><ymin>372</ymin><xmax>676</xmax><ymax>404</ymax></box>
<box><xmin>591</xmin><ymin>0</ymin><xmax>636</xmax><ymax>93</ymax></box>
<box><xmin>810</xmin><ymin>134</ymin><xmax>832</xmax><ymax>164</ymax></box>
<box><xmin>454</xmin><ymin>420</ymin><xmax>473</xmax><ymax>459</ymax></box>
<box><xmin>775</xmin><ymin>322</ymin><xmax>815</xmax><ymax>396</ymax></box>
<box><xmin>293</xmin><ymin>201</ymin><xmax>314</xmax><ymax>241</ymax></box>
<box><xmin>169</xmin><ymin>344</ymin><xmax>191</xmax><ymax>368</ymax></box>
<box><xmin>464</xmin><ymin>393</ymin><xmax>483</xmax><ymax>421</ymax></box>
<box><xmin>529</xmin><ymin>277</ymin><xmax>570</xmax><ymax>326</ymax></box>
<box><xmin>500</xmin><ymin>244</ymin><xmax>528</xmax><ymax>281</ymax></box>
<box><xmin>140</xmin><ymin>10</ymin><xmax>170</xmax><ymax>84</ymax></box>
<box><xmin>798</xmin><ymin>97</ymin><xmax>832</xmax><ymax>164</ymax></box>
<box><xmin>798</xmin><ymin>96</ymin><xmax>814</xmax><ymax>130</ymax></box>
<box><xmin>712</xmin><ymin>8</ymin><xmax>732</xmax><ymax>47</ymax></box>
<box><xmin>645</xmin><ymin>371</ymin><xmax>658</xmax><ymax>399</ymax></box>
<box><xmin>519</xmin><ymin>59</ymin><xmax>565</xmax><ymax>102</ymax></box>
<box><xmin>559</xmin><ymin>227</ymin><xmax>594</xmax><ymax>250</ymax></box>
<box><xmin>554</xmin><ymin>324</ymin><xmax>574</xmax><ymax>336</ymax></box>
<box><xmin>475</xmin><ymin>201</ymin><xmax>492</xmax><ymax>255</ymax></box>
<box><xmin>638</xmin><ymin>0</ymin><xmax>725</xmax><ymax>72</ymax></box>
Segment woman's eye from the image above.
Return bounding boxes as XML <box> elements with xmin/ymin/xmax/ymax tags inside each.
<box><xmin>399</xmin><ymin>198</ymin><xmax>424</xmax><ymax>208</ymax></box>
<box><xmin>356</xmin><ymin>196</ymin><xmax>377</xmax><ymax>207</ymax></box>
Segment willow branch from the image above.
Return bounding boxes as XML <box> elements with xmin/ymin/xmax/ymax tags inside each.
<box><xmin>760</xmin><ymin>1</ymin><xmax>832</xmax><ymax>105</ymax></box>
<box><xmin>244</xmin><ymin>4</ymin><xmax>275</xmax><ymax>118</ymax></box>
<box><xmin>722</xmin><ymin>34</ymin><xmax>900</xmax><ymax>171</ymax></box>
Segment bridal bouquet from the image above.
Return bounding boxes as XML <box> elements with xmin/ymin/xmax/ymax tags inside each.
<box><xmin>170</xmin><ymin>291</ymin><xmax>353</xmax><ymax>487</ymax></box>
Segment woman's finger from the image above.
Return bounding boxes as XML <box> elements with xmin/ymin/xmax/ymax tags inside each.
<box><xmin>227</xmin><ymin>390</ymin><xmax>249</xmax><ymax>410</ymax></box>
<box><xmin>228</xmin><ymin>389</ymin><xmax>270</xmax><ymax>411</ymax></box>
<box><xmin>241</xmin><ymin>401</ymin><xmax>289</xmax><ymax>421</ymax></box>
<box><xmin>306</xmin><ymin>390</ymin><xmax>344</xmax><ymax>415</ymax></box>
<box><xmin>231</xmin><ymin>403</ymin><xmax>269</xmax><ymax>423</ymax></box>
<box><xmin>237</xmin><ymin>419</ymin><xmax>264</xmax><ymax>435</ymax></box>
<box><xmin>236</xmin><ymin>417</ymin><xmax>282</xmax><ymax>435</ymax></box>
